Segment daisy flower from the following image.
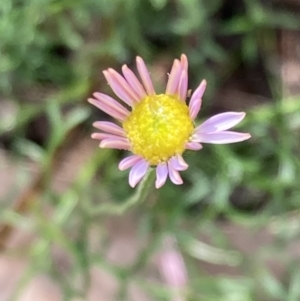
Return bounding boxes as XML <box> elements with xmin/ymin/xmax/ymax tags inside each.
<box><xmin>88</xmin><ymin>55</ymin><xmax>250</xmax><ymax>189</ymax></box>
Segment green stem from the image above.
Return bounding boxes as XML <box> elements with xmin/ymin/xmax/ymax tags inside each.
<box><xmin>85</xmin><ymin>168</ymin><xmax>155</xmax><ymax>216</ymax></box>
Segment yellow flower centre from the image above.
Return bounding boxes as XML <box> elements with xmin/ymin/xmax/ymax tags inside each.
<box><xmin>123</xmin><ymin>94</ymin><xmax>194</xmax><ymax>165</ymax></box>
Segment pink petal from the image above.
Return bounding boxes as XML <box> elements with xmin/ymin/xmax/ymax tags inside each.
<box><xmin>169</xmin><ymin>155</ymin><xmax>188</xmax><ymax>171</ymax></box>
<box><xmin>136</xmin><ymin>56</ymin><xmax>155</xmax><ymax>95</ymax></box>
<box><xmin>91</xmin><ymin>133</ymin><xmax>122</xmax><ymax>140</ymax></box>
<box><xmin>177</xmin><ymin>70</ymin><xmax>188</xmax><ymax>101</ymax></box>
<box><xmin>91</xmin><ymin>92</ymin><xmax>130</xmax><ymax>116</ymax></box>
<box><xmin>192</xmin><ymin>131</ymin><xmax>251</xmax><ymax>144</ymax></box>
<box><xmin>166</xmin><ymin>59</ymin><xmax>182</xmax><ymax>95</ymax></box>
<box><xmin>189</xmin><ymin>80</ymin><xmax>206</xmax><ymax>119</ymax></box>
<box><xmin>129</xmin><ymin>160</ymin><xmax>149</xmax><ymax>188</ymax></box>
<box><xmin>185</xmin><ymin>141</ymin><xmax>203</xmax><ymax>151</ymax></box>
<box><xmin>155</xmin><ymin>163</ymin><xmax>168</xmax><ymax>189</ymax></box>
<box><xmin>93</xmin><ymin>121</ymin><xmax>126</xmax><ymax>137</ymax></box>
<box><xmin>108</xmin><ymin>68</ymin><xmax>141</xmax><ymax>103</ymax></box>
<box><xmin>195</xmin><ymin>112</ymin><xmax>246</xmax><ymax>133</ymax></box>
<box><xmin>103</xmin><ymin>70</ymin><xmax>134</xmax><ymax>106</ymax></box>
<box><xmin>88</xmin><ymin>98</ymin><xmax>127</xmax><ymax>121</ymax></box>
<box><xmin>167</xmin><ymin>161</ymin><xmax>183</xmax><ymax>185</ymax></box>
<box><xmin>100</xmin><ymin>137</ymin><xmax>131</xmax><ymax>149</ymax></box>
<box><xmin>118</xmin><ymin>155</ymin><xmax>143</xmax><ymax>171</ymax></box>
<box><xmin>180</xmin><ymin>54</ymin><xmax>188</xmax><ymax>71</ymax></box>
<box><xmin>180</xmin><ymin>54</ymin><xmax>188</xmax><ymax>99</ymax></box>
<box><xmin>122</xmin><ymin>65</ymin><xmax>147</xmax><ymax>100</ymax></box>
<box><xmin>189</xmin><ymin>97</ymin><xmax>202</xmax><ymax>120</ymax></box>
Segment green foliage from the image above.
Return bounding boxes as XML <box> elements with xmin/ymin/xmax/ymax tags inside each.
<box><xmin>1</xmin><ymin>0</ymin><xmax>300</xmax><ymax>300</ymax></box>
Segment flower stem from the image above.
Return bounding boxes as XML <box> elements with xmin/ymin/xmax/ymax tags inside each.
<box><xmin>85</xmin><ymin>168</ymin><xmax>155</xmax><ymax>216</ymax></box>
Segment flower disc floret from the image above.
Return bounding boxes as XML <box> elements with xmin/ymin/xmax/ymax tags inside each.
<box><xmin>123</xmin><ymin>94</ymin><xmax>194</xmax><ymax>165</ymax></box>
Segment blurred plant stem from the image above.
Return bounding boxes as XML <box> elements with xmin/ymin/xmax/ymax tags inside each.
<box><xmin>83</xmin><ymin>169</ymin><xmax>155</xmax><ymax>216</ymax></box>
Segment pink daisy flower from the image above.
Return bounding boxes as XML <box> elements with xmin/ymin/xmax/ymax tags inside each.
<box><xmin>88</xmin><ymin>55</ymin><xmax>251</xmax><ymax>189</ymax></box>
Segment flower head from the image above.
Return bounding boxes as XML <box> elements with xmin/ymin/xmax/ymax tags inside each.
<box><xmin>88</xmin><ymin>55</ymin><xmax>250</xmax><ymax>188</ymax></box>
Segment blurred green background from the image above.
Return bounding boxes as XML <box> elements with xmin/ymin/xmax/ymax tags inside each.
<box><xmin>1</xmin><ymin>0</ymin><xmax>300</xmax><ymax>300</ymax></box>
